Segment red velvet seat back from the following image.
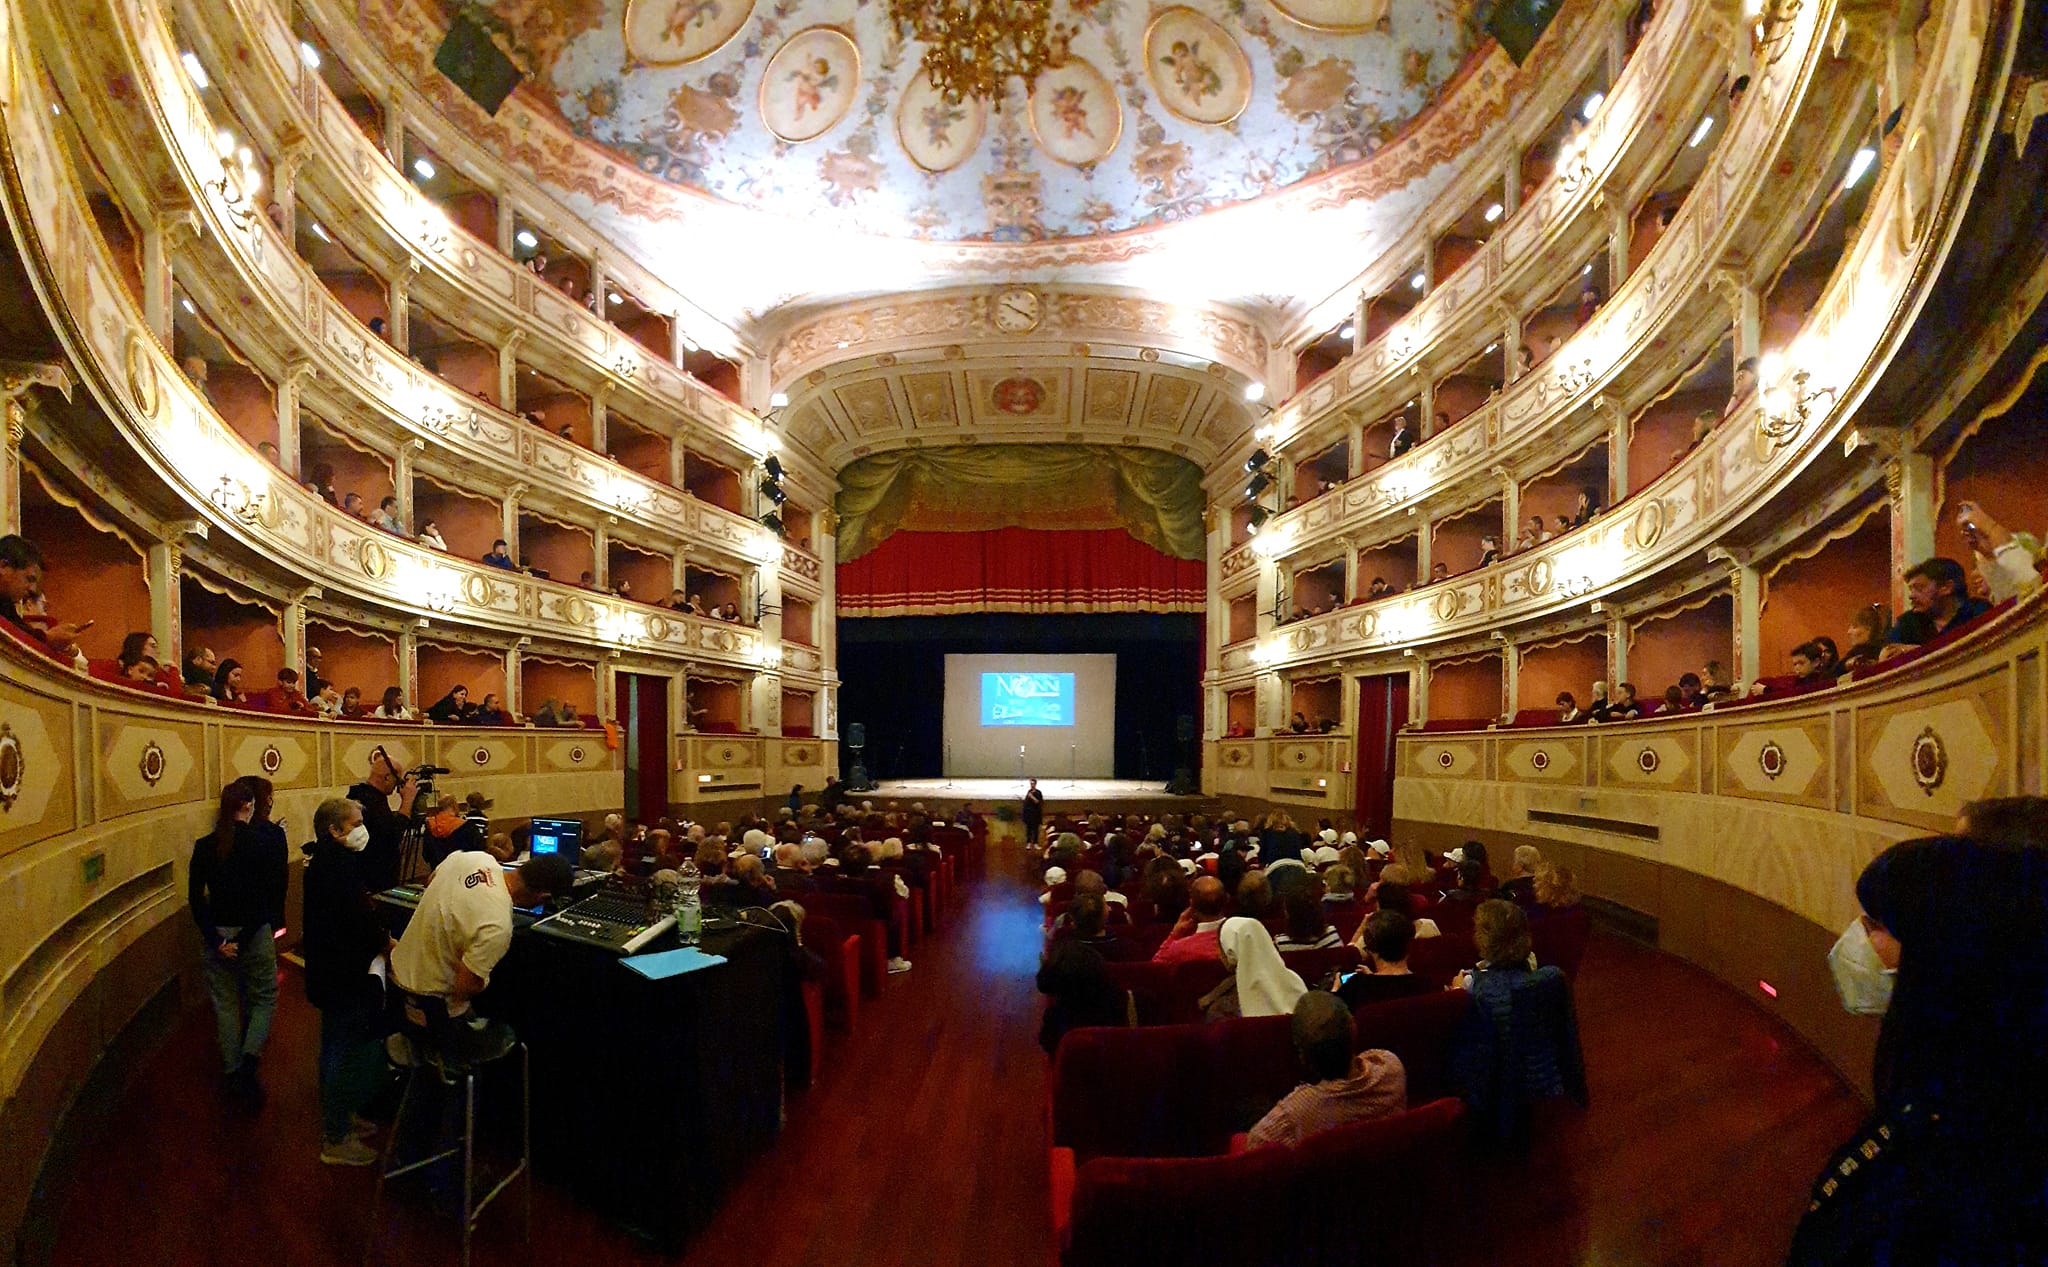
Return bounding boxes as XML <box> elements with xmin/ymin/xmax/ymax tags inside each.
<box><xmin>1353</xmin><ymin>988</ymin><xmax>1471</xmax><ymax>1105</ymax></box>
<box><xmin>1279</xmin><ymin>945</ymin><xmax>1361</xmax><ymax>988</ymax></box>
<box><xmin>1051</xmin><ymin>1025</ymin><xmax>1223</xmax><ymax>1160</ymax></box>
<box><xmin>1530</xmin><ymin>903</ymin><xmax>1592</xmax><ymax>980</ymax></box>
<box><xmin>1406</xmin><ymin>930</ymin><xmax>1476</xmax><ymax>987</ymax></box>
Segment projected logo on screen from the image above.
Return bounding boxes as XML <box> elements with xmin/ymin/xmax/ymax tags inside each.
<box><xmin>981</xmin><ymin>673</ymin><xmax>1075</xmax><ymax>727</ymax></box>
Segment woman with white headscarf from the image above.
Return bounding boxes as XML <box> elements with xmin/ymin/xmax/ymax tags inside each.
<box><xmin>1218</xmin><ymin>917</ymin><xmax>1308</xmax><ymax>1018</ymax></box>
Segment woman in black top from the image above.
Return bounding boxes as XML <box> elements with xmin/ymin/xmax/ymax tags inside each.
<box><xmin>423</xmin><ymin>684</ymin><xmax>472</xmax><ymax>723</ymax></box>
<box><xmin>189</xmin><ymin>777</ymin><xmax>288</xmax><ymax>1103</ymax></box>
<box><xmin>211</xmin><ymin>658</ymin><xmax>246</xmax><ymax>704</ymax></box>
<box><xmin>301</xmin><ymin>796</ymin><xmax>392</xmax><ymax>1163</ymax></box>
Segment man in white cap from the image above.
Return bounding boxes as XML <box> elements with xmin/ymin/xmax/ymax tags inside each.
<box><xmin>1038</xmin><ymin>865</ymin><xmax>1070</xmax><ymax>907</ymax></box>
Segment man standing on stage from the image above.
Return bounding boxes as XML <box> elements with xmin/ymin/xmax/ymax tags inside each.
<box><xmin>1022</xmin><ymin>778</ymin><xmax>1044</xmax><ymax>847</ymax></box>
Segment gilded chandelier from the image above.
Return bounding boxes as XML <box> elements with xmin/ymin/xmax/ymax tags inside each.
<box><xmin>889</xmin><ymin>0</ymin><xmax>1075</xmax><ymax>108</ymax></box>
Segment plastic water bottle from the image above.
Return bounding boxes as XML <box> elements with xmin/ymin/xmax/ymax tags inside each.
<box><xmin>678</xmin><ymin>857</ymin><xmax>702</xmax><ymax>945</ymax></box>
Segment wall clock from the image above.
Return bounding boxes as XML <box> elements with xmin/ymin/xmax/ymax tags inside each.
<box><xmin>993</xmin><ymin>289</ymin><xmax>1041</xmax><ymax>333</ymax></box>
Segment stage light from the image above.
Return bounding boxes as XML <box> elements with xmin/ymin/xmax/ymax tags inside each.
<box><xmin>515</xmin><ymin>229</ymin><xmax>539</xmax><ymax>249</ymax></box>
<box><xmin>1244</xmin><ymin>448</ymin><xmax>1270</xmax><ymax>472</ymax></box>
<box><xmin>182</xmin><ymin>51</ymin><xmax>210</xmax><ymax>89</ymax></box>
<box><xmin>1338</xmin><ymin>323</ymin><xmax>1355</xmax><ymax>341</ymax></box>
<box><xmin>180</xmin><ymin>298</ymin><xmax>196</xmax><ymax>315</ymax></box>
<box><xmin>310</xmin><ymin>221</ymin><xmax>331</xmax><ymax>242</ymax></box>
<box><xmin>1410</xmin><ymin>273</ymin><xmax>1426</xmax><ymax>291</ymax></box>
<box><xmin>1582</xmin><ymin>92</ymin><xmax>1604</xmax><ymax>119</ymax></box>
<box><xmin>1247</xmin><ymin>506</ymin><xmax>1271</xmax><ymax>533</ymax></box>
<box><xmin>759</xmin><ymin>510</ymin><xmax>786</xmax><ymax>536</ymax></box>
<box><xmin>299</xmin><ymin>40</ymin><xmax>322</xmax><ymax>71</ymax></box>
<box><xmin>1242</xmin><ymin>381</ymin><xmax>1266</xmax><ymax>403</ymax></box>
<box><xmin>1843</xmin><ymin>147</ymin><xmax>1876</xmax><ymax>190</ymax></box>
<box><xmin>764</xmin><ymin>456</ymin><xmax>785</xmax><ymax>481</ymax></box>
<box><xmin>412</xmin><ymin>157</ymin><xmax>436</xmax><ymax>181</ymax></box>
<box><xmin>1483</xmin><ymin>203</ymin><xmax>1503</xmax><ymax>222</ymax></box>
<box><xmin>760</xmin><ymin>477</ymin><xmax>788</xmax><ymax>505</ymax></box>
<box><xmin>769</xmin><ymin>391</ymin><xmax>790</xmax><ymax>409</ymax></box>
<box><xmin>1245</xmin><ymin>472</ymin><xmax>1272</xmax><ymax>498</ymax></box>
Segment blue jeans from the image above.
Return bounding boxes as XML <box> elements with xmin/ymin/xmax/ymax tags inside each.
<box><xmin>201</xmin><ymin>924</ymin><xmax>278</xmax><ymax>1073</ymax></box>
<box><xmin>318</xmin><ymin>998</ymin><xmax>390</xmax><ymax>1144</ymax></box>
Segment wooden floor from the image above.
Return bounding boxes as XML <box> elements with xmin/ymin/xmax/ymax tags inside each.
<box><xmin>34</xmin><ymin>858</ymin><xmax>1866</xmax><ymax>1267</ymax></box>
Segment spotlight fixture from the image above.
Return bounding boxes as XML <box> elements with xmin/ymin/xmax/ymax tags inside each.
<box><xmin>1410</xmin><ymin>272</ymin><xmax>1427</xmax><ymax>291</ymax></box>
<box><xmin>759</xmin><ymin>477</ymin><xmax>788</xmax><ymax>505</ymax></box>
<box><xmin>182</xmin><ymin>50</ymin><xmax>210</xmax><ymax>89</ymax></box>
<box><xmin>1246</xmin><ymin>506</ymin><xmax>1271</xmax><ymax>534</ymax></box>
<box><xmin>1842</xmin><ymin>147</ymin><xmax>1877</xmax><ymax>190</ymax></box>
<box><xmin>759</xmin><ymin>510</ymin><xmax>786</xmax><ymax>537</ymax></box>
<box><xmin>310</xmin><ymin>221</ymin><xmax>331</xmax><ymax>242</ymax></box>
<box><xmin>764</xmin><ymin>456</ymin><xmax>785</xmax><ymax>481</ymax></box>
<box><xmin>769</xmin><ymin>391</ymin><xmax>790</xmax><ymax>409</ymax></box>
<box><xmin>1245</xmin><ymin>472</ymin><xmax>1273</xmax><ymax>498</ymax></box>
<box><xmin>1244</xmin><ymin>448</ymin><xmax>1270</xmax><ymax>473</ymax></box>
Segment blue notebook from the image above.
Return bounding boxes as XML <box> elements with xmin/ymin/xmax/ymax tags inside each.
<box><xmin>623</xmin><ymin>946</ymin><xmax>728</xmax><ymax>980</ymax></box>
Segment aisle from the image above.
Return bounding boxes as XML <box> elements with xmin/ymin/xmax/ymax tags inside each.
<box><xmin>31</xmin><ymin>858</ymin><xmax>1865</xmax><ymax>1266</ymax></box>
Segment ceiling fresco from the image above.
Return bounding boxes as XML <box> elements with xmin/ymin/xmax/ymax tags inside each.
<box><xmin>454</xmin><ymin>0</ymin><xmax>1485</xmax><ymax>242</ymax></box>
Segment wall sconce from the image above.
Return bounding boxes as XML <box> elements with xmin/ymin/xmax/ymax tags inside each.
<box><xmin>1556</xmin><ymin>143</ymin><xmax>1595</xmax><ymax>195</ymax></box>
<box><xmin>1756</xmin><ymin>359</ymin><xmax>1835</xmax><ymax>452</ymax></box>
<box><xmin>205</xmin><ymin>131</ymin><xmax>264</xmax><ymax>232</ymax></box>
<box><xmin>1748</xmin><ymin>0</ymin><xmax>1802</xmax><ymax>64</ymax></box>
<box><xmin>209</xmin><ymin>473</ymin><xmax>266</xmax><ymax>524</ymax></box>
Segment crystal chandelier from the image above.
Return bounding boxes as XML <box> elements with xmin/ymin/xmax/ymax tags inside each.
<box><xmin>890</xmin><ymin>0</ymin><xmax>1075</xmax><ymax>109</ymax></box>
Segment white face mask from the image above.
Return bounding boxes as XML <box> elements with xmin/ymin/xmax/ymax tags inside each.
<box><xmin>342</xmin><ymin>823</ymin><xmax>371</xmax><ymax>852</ymax></box>
<box><xmin>1828</xmin><ymin>917</ymin><xmax>1896</xmax><ymax>1016</ymax></box>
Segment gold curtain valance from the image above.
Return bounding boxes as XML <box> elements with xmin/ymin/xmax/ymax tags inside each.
<box><xmin>833</xmin><ymin>444</ymin><xmax>1207</xmax><ymax>563</ymax></box>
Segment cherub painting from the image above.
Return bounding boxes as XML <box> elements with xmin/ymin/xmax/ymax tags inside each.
<box><xmin>1050</xmin><ymin>85</ymin><xmax>1094</xmax><ymax>139</ymax></box>
<box><xmin>1160</xmin><ymin>39</ymin><xmax>1222</xmax><ymax>104</ymax></box>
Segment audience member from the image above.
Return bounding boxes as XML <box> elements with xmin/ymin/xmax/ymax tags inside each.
<box><xmin>1214</xmin><ymin>917</ymin><xmax>1308</xmax><ymax>1019</ymax></box>
<box><xmin>1585</xmin><ymin>681</ymin><xmax>1612</xmax><ymax>722</ymax></box>
<box><xmin>1389</xmin><ymin>417</ymin><xmax>1415</xmax><ymax>458</ymax></box>
<box><xmin>347</xmin><ymin>749</ymin><xmax>419</xmax><ymax>890</ymax></box>
<box><xmin>339</xmin><ymin>686</ymin><xmax>365</xmax><ymax>718</ymax></box>
<box><xmin>1606</xmin><ymin>682</ymin><xmax>1641</xmax><ymax>721</ymax></box>
<box><xmin>417</xmin><ymin>520</ymin><xmax>447</xmax><ymax>551</ymax></box>
<box><xmin>121</xmin><ymin>655</ymin><xmax>162</xmax><ymax>686</ymax></box>
<box><xmin>1480</xmin><ymin>534</ymin><xmax>1501</xmax><ymax>566</ymax></box>
<box><xmin>372</xmin><ymin>497</ymin><xmax>406</xmax><ymax>535</ymax></box>
<box><xmin>472</xmin><ymin>693</ymin><xmax>509</xmax><ymax>725</ymax></box>
<box><xmin>1573</xmin><ymin>490</ymin><xmax>1600</xmax><ymax>526</ymax></box>
<box><xmin>1789</xmin><ymin>835</ymin><xmax>2048</xmax><ymax>1265</ymax></box>
<box><xmin>183</xmin><ymin>645</ymin><xmax>219</xmax><ymax>692</ymax></box>
<box><xmin>1555</xmin><ymin>692</ymin><xmax>1585</xmax><ymax>724</ymax></box>
<box><xmin>0</xmin><ymin>535</ymin><xmax>87</xmax><ymax>656</ymax></box>
<box><xmin>481</xmin><ymin>539</ymin><xmax>517</xmax><ymax>570</ymax></box>
<box><xmin>1337</xmin><ymin>910</ymin><xmax>1439</xmax><ymax>1011</ymax></box>
<box><xmin>1499</xmin><ymin>845</ymin><xmax>1543</xmax><ymax>906</ymax></box>
<box><xmin>1885</xmin><ymin>557</ymin><xmax>1991</xmax><ymax>654</ymax></box>
<box><xmin>425</xmin><ymin>685</ymin><xmax>473</xmax><ymax>724</ymax></box>
<box><xmin>1956</xmin><ymin>500</ymin><xmax>2044</xmax><ymax>602</ymax></box>
<box><xmin>262</xmin><ymin>668</ymin><xmax>313</xmax><ymax>714</ymax></box>
<box><xmin>1152</xmin><ymin>876</ymin><xmax>1229</xmax><ymax>964</ymax></box>
<box><xmin>1840</xmin><ymin>603</ymin><xmax>1889</xmax><ymax>671</ymax></box>
<box><xmin>1955</xmin><ymin>795</ymin><xmax>2048</xmax><ymax>848</ymax></box>
<box><xmin>1035</xmin><ymin>894</ymin><xmax>1129</xmax><ymax>1054</ymax></box>
<box><xmin>189</xmin><ymin>779</ymin><xmax>287</xmax><ymax>1106</ymax></box>
<box><xmin>213</xmin><ymin>659</ymin><xmax>248</xmax><ymax>705</ymax></box>
<box><xmin>313</xmin><ymin>683</ymin><xmax>344</xmax><ymax>716</ymax></box>
<box><xmin>1245</xmin><ymin>991</ymin><xmax>1407</xmax><ymax>1149</ymax></box>
<box><xmin>372</xmin><ymin>686</ymin><xmax>412</xmax><ymax>720</ymax></box>
<box><xmin>299</xmin><ymin>796</ymin><xmax>388</xmax><ymax>1166</ymax></box>
<box><xmin>1275</xmin><ymin>883</ymin><xmax>1341</xmax><ymax>951</ymax></box>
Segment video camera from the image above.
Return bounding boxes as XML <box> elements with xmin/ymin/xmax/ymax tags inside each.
<box><xmin>373</xmin><ymin>745</ymin><xmax>452</xmax><ymax>819</ymax></box>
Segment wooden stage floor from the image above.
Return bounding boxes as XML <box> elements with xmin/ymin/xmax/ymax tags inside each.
<box><xmin>29</xmin><ymin>846</ymin><xmax>1866</xmax><ymax>1267</ymax></box>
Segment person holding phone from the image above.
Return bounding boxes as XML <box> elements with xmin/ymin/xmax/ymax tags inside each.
<box><xmin>0</xmin><ymin>535</ymin><xmax>91</xmax><ymax>657</ymax></box>
<box><xmin>1956</xmin><ymin>500</ymin><xmax>2043</xmax><ymax>603</ymax></box>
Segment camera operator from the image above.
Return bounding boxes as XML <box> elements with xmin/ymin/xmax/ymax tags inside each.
<box><xmin>348</xmin><ymin>748</ymin><xmax>419</xmax><ymax>891</ymax></box>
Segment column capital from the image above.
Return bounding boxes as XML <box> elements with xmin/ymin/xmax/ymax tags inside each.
<box><xmin>502</xmin><ymin>329</ymin><xmax>529</xmax><ymax>354</ymax></box>
<box><xmin>1708</xmin><ymin>267</ymin><xmax>1754</xmax><ymax>306</ymax></box>
<box><xmin>152</xmin><ymin>206</ymin><xmax>202</xmax><ymax>245</ymax></box>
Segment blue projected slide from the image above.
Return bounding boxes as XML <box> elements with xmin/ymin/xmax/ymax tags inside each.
<box><xmin>981</xmin><ymin>672</ymin><xmax>1075</xmax><ymax>727</ymax></box>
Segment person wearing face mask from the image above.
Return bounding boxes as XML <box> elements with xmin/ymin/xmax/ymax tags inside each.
<box><xmin>1791</xmin><ymin>835</ymin><xmax>2048</xmax><ymax>1266</ymax></box>
<box><xmin>299</xmin><ymin>797</ymin><xmax>393</xmax><ymax>1165</ymax></box>
<box><xmin>190</xmin><ymin>780</ymin><xmax>289</xmax><ymax>1106</ymax></box>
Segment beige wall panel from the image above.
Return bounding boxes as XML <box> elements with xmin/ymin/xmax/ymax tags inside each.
<box><xmin>1854</xmin><ymin>668</ymin><xmax>2009</xmax><ymax>832</ymax></box>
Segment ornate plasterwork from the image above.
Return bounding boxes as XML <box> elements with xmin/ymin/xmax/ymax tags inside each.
<box><xmin>767</xmin><ymin>286</ymin><xmax>1268</xmax><ymax>384</ymax></box>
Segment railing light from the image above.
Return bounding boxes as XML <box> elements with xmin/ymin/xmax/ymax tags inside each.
<box><xmin>1842</xmin><ymin>147</ymin><xmax>1876</xmax><ymax>190</ymax></box>
<box><xmin>182</xmin><ymin>51</ymin><xmax>210</xmax><ymax>89</ymax></box>
<box><xmin>1483</xmin><ymin>203</ymin><xmax>1503</xmax><ymax>222</ymax></box>
<box><xmin>515</xmin><ymin>229</ymin><xmax>539</xmax><ymax>250</ymax></box>
<box><xmin>1581</xmin><ymin>92</ymin><xmax>1604</xmax><ymax>120</ymax></box>
<box><xmin>412</xmin><ymin>156</ymin><xmax>436</xmax><ymax>181</ymax></box>
<box><xmin>1688</xmin><ymin>115</ymin><xmax>1715</xmax><ymax>147</ymax></box>
<box><xmin>299</xmin><ymin>40</ymin><xmax>322</xmax><ymax>71</ymax></box>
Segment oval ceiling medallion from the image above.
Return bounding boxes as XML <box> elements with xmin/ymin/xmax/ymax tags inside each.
<box><xmin>1144</xmin><ymin>8</ymin><xmax>1252</xmax><ymax>126</ymax></box>
<box><xmin>759</xmin><ymin>27</ymin><xmax>861</xmax><ymax>144</ymax></box>
<box><xmin>1268</xmin><ymin>0</ymin><xmax>1391</xmax><ymax>32</ymax></box>
<box><xmin>1028</xmin><ymin>57</ymin><xmax>1121</xmax><ymax>168</ymax></box>
<box><xmin>623</xmin><ymin>0</ymin><xmax>756</xmax><ymax>66</ymax></box>
<box><xmin>897</xmin><ymin>70</ymin><xmax>987</xmax><ymax>173</ymax></box>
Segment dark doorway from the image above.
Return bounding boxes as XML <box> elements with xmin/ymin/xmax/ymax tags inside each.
<box><xmin>622</xmin><ymin>672</ymin><xmax>670</xmax><ymax>821</ymax></box>
<box><xmin>1354</xmin><ymin>673</ymin><xmax>1411</xmax><ymax>839</ymax></box>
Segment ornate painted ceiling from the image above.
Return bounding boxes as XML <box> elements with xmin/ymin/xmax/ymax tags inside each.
<box><xmin>457</xmin><ymin>0</ymin><xmax>1482</xmax><ymax>242</ymax></box>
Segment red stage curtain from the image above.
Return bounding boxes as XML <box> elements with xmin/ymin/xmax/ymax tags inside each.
<box><xmin>836</xmin><ymin>527</ymin><xmax>1206</xmax><ymax>616</ymax></box>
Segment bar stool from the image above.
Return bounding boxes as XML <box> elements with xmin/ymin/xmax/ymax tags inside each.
<box><xmin>364</xmin><ymin>1024</ymin><xmax>531</xmax><ymax>1267</ymax></box>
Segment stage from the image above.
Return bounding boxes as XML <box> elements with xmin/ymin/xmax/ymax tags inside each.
<box><xmin>865</xmin><ymin>777</ymin><xmax>1209</xmax><ymax>816</ymax></box>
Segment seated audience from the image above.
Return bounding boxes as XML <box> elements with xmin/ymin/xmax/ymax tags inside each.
<box><xmin>1789</xmin><ymin>641</ymin><xmax>1834</xmax><ymax>688</ymax></box>
<box><xmin>1142</xmin><ymin>855</ymin><xmax>1190</xmax><ymax>922</ymax></box>
<box><xmin>1810</xmin><ymin>636</ymin><xmax>1843</xmax><ymax>678</ymax></box>
<box><xmin>1573</xmin><ymin>490</ymin><xmax>1600</xmax><ymax>526</ymax></box>
<box><xmin>372</xmin><ymin>687</ymin><xmax>411</xmax><ymax>720</ymax></box>
<box><xmin>1035</xmin><ymin>893</ymin><xmax>1131</xmax><ymax>1055</ymax></box>
<box><xmin>1655</xmin><ymin>685</ymin><xmax>1686</xmax><ymax>715</ymax></box>
<box><xmin>1840</xmin><ymin>603</ymin><xmax>1889</xmax><ymax>671</ymax></box>
<box><xmin>1555</xmin><ymin>692</ymin><xmax>1585</xmax><ymax>724</ymax></box>
<box><xmin>472</xmin><ymin>692</ymin><xmax>508</xmax><ymax>725</ymax></box>
<box><xmin>1585</xmin><ymin>681</ymin><xmax>1611</xmax><ymax>722</ymax></box>
<box><xmin>1955</xmin><ymin>795</ymin><xmax>2048</xmax><ymax>847</ymax></box>
<box><xmin>338</xmin><ymin>686</ymin><xmax>365</xmax><ymax>718</ymax></box>
<box><xmin>1886</xmin><ymin>557</ymin><xmax>1992</xmax><ymax>653</ymax></box>
<box><xmin>1956</xmin><ymin>499</ymin><xmax>2044</xmax><ymax>602</ymax></box>
<box><xmin>1607</xmin><ymin>682</ymin><xmax>1641</xmax><ymax>720</ymax></box>
<box><xmin>1274</xmin><ymin>883</ymin><xmax>1341</xmax><ymax>951</ymax></box>
<box><xmin>1338</xmin><ymin>911</ymin><xmax>1440</xmax><ymax>1010</ymax></box>
<box><xmin>371</xmin><ymin>498</ymin><xmax>405</xmax><ymax>535</ymax></box>
<box><xmin>1700</xmin><ymin>661</ymin><xmax>1737</xmax><ymax>702</ymax></box>
<box><xmin>312</xmin><ymin>683</ymin><xmax>344</xmax><ymax>716</ymax></box>
<box><xmin>261</xmin><ymin>668</ymin><xmax>313</xmax><ymax>714</ymax></box>
<box><xmin>1234</xmin><ymin>869</ymin><xmax>1275</xmax><ymax>923</ymax></box>
<box><xmin>1152</xmin><ymin>875</ymin><xmax>1229</xmax><ymax>964</ymax></box>
<box><xmin>1499</xmin><ymin>845</ymin><xmax>1543</xmax><ymax>907</ymax></box>
<box><xmin>1246</xmin><ymin>991</ymin><xmax>1407</xmax><ymax>1150</ymax></box>
<box><xmin>424</xmin><ymin>685</ymin><xmax>473</xmax><ymax>724</ymax></box>
<box><xmin>1214</xmin><ymin>917</ymin><xmax>1308</xmax><ymax>1020</ymax></box>
<box><xmin>0</xmin><ymin>535</ymin><xmax>87</xmax><ymax>657</ymax></box>
<box><xmin>416</xmin><ymin>520</ymin><xmax>447</xmax><ymax>551</ymax></box>
<box><xmin>213</xmin><ymin>659</ymin><xmax>248</xmax><ymax>705</ymax></box>
<box><xmin>481</xmin><ymin>539</ymin><xmax>517</xmax><ymax>570</ymax></box>
<box><xmin>183</xmin><ymin>645</ymin><xmax>219</xmax><ymax>692</ymax></box>
<box><xmin>1480</xmin><ymin>534</ymin><xmax>1501</xmax><ymax>566</ymax></box>
<box><xmin>1389</xmin><ymin>418</ymin><xmax>1415</xmax><ymax>457</ymax></box>
<box><xmin>1289</xmin><ymin>710</ymin><xmax>1311</xmax><ymax>734</ymax></box>
<box><xmin>120</xmin><ymin>655</ymin><xmax>162</xmax><ymax>686</ymax></box>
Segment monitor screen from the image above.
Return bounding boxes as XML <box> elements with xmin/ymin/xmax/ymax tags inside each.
<box><xmin>528</xmin><ymin>816</ymin><xmax>584</xmax><ymax>864</ymax></box>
